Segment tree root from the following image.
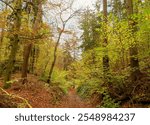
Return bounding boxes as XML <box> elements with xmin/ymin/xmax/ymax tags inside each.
<box><xmin>0</xmin><ymin>87</ymin><xmax>32</xmax><ymax>108</ymax></box>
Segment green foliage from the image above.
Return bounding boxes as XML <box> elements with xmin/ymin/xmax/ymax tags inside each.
<box><xmin>39</xmin><ymin>69</ymin><xmax>70</xmax><ymax>94</ymax></box>
<box><xmin>3</xmin><ymin>79</ymin><xmax>19</xmax><ymax>89</ymax></box>
<box><xmin>98</xmin><ymin>93</ymin><xmax>120</xmax><ymax>108</ymax></box>
<box><xmin>80</xmin><ymin>9</ymin><xmax>101</xmax><ymax>51</ymax></box>
<box><xmin>70</xmin><ymin>57</ymin><xmax>105</xmax><ymax>99</ymax></box>
<box><xmin>3</xmin><ymin>82</ymin><xmax>11</xmax><ymax>89</ymax></box>
<box><xmin>52</xmin><ymin>70</ymin><xmax>71</xmax><ymax>94</ymax></box>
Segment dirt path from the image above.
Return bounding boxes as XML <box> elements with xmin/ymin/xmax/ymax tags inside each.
<box><xmin>55</xmin><ymin>88</ymin><xmax>93</xmax><ymax>108</ymax></box>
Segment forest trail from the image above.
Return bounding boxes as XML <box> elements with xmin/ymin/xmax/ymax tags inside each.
<box><xmin>54</xmin><ymin>88</ymin><xmax>93</xmax><ymax>108</ymax></box>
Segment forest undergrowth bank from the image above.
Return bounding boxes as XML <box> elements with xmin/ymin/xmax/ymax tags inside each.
<box><xmin>0</xmin><ymin>74</ymin><xmax>95</xmax><ymax>108</ymax></box>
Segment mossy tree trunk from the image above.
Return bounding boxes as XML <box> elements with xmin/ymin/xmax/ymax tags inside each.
<box><xmin>3</xmin><ymin>0</ymin><xmax>22</xmax><ymax>88</ymax></box>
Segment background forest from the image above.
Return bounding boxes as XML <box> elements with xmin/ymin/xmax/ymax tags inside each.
<box><xmin>0</xmin><ymin>0</ymin><xmax>150</xmax><ymax>108</ymax></box>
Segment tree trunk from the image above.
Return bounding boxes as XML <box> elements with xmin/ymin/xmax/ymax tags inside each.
<box><xmin>0</xmin><ymin>28</ymin><xmax>4</xmax><ymax>44</ymax></box>
<box><xmin>4</xmin><ymin>38</ymin><xmax>19</xmax><ymax>84</ymax></box>
<box><xmin>21</xmin><ymin>0</ymin><xmax>42</xmax><ymax>83</ymax></box>
<box><xmin>31</xmin><ymin>46</ymin><xmax>36</xmax><ymax>73</ymax></box>
<box><xmin>21</xmin><ymin>43</ymin><xmax>32</xmax><ymax>84</ymax></box>
<box><xmin>3</xmin><ymin>0</ymin><xmax>22</xmax><ymax>88</ymax></box>
<box><xmin>103</xmin><ymin>0</ymin><xmax>109</xmax><ymax>79</ymax></box>
<box><xmin>47</xmin><ymin>32</ymin><xmax>63</xmax><ymax>84</ymax></box>
<box><xmin>0</xmin><ymin>28</ymin><xmax>4</xmax><ymax>62</ymax></box>
<box><xmin>126</xmin><ymin>0</ymin><xmax>141</xmax><ymax>82</ymax></box>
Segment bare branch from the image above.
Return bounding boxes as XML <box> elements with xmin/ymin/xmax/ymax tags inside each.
<box><xmin>0</xmin><ymin>0</ymin><xmax>14</xmax><ymax>11</ymax></box>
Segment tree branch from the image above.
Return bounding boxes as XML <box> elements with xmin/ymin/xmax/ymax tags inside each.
<box><xmin>0</xmin><ymin>0</ymin><xmax>14</xmax><ymax>11</ymax></box>
<box><xmin>0</xmin><ymin>87</ymin><xmax>32</xmax><ymax>108</ymax></box>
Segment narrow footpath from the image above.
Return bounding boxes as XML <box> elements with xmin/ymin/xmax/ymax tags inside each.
<box><xmin>55</xmin><ymin>88</ymin><xmax>93</xmax><ymax>108</ymax></box>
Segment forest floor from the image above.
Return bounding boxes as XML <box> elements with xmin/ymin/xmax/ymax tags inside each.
<box><xmin>0</xmin><ymin>74</ymin><xmax>94</xmax><ymax>108</ymax></box>
<box><xmin>0</xmin><ymin>71</ymin><xmax>150</xmax><ymax>108</ymax></box>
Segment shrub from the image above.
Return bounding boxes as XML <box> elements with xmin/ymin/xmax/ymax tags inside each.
<box><xmin>98</xmin><ymin>93</ymin><xmax>120</xmax><ymax>108</ymax></box>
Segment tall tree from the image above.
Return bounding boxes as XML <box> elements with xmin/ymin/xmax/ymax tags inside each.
<box><xmin>80</xmin><ymin>9</ymin><xmax>101</xmax><ymax>51</ymax></box>
<box><xmin>46</xmin><ymin>0</ymin><xmax>79</xmax><ymax>84</ymax></box>
<box><xmin>21</xmin><ymin>0</ymin><xmax>42</xmax><ymax>84</ymax></box>
<box><xmin>112</xmin><ymin>0</ymin><xmax>126</xmax><ymax>20</ymax></box>
<box><xmin>103</xmin><ymin>0</ymin><xmax>109</xmax><ymax>80</ymax></box>
<box><xmin>1</xmin><ymin>0</ymin><xmax>22</xmax><ymax>88</ymax></box>
<box><xmin>126</xmin><ymin>0</ymin><xmax>141</xmax><ymax>82</ymax></box>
